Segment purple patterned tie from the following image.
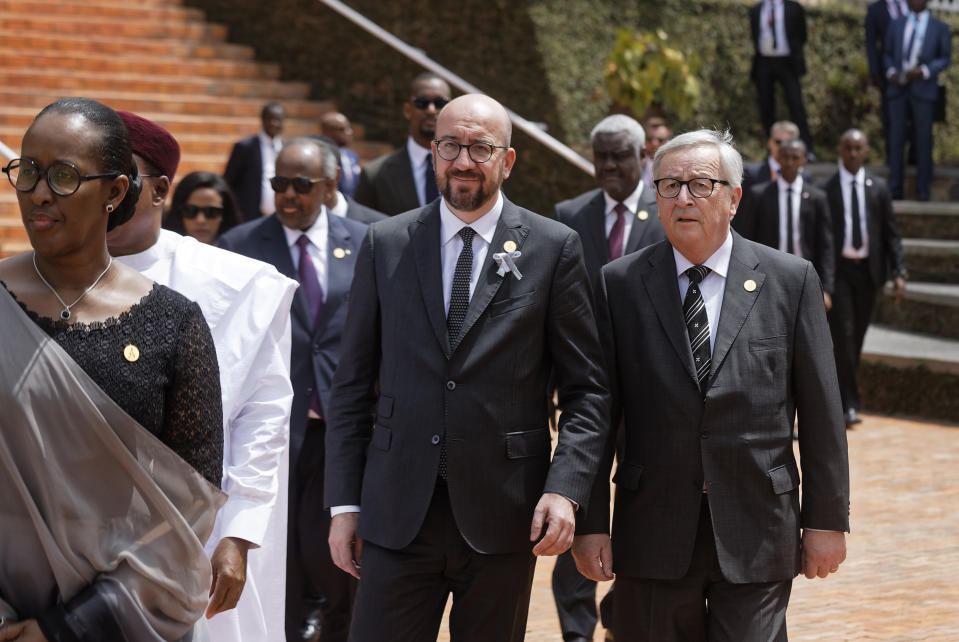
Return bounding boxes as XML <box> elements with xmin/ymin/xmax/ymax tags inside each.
<box><xmin>608</xmin><ymin>203</ymin><xmax>627</xmax><ymax>260</ymax></box>
<box><xmin>297</xmin><ymin>235</ymin><xmax>324</xmax><ymax>416</ymax></box>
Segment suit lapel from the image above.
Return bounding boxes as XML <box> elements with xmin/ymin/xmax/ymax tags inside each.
<box><xmin>799</xmin><ymin>188</ymin><xmax>815</xmax><ymax>259</ymax></box>
<box><xmin>412</xmin><ymin>203</ymin><xmax>451</xmax><ymax>356</ymax></box>
<box><xmin>452</xmin><ymin>199</ymin><xmax>527</xmax><ymax>353</ymax></box>
<box><xmin>710</xmin><ymin>234</ymin><xmax>764</xmax><ymax>383</ymax></box>
<box><xmin>624</xmin><ymin>188</ymin><xmax>658</xmax><ymax>254</ymax></box>
<box><xmin>315</xmin><ymin>213</ymin><xmax>351</xmax><ymax>333</ymax></box>
<box><xmin>864</xmin><ymin>174</ymin><xmax>882</xmax><ymax>250</ymax></box>
<box><xmin>642</xmin><ymin>243</ymin><xmax>698</xmax><ymax>385</ymax></box>
<box><xmin>262</xmin><ymin>216</ymin><xmax>313</xmax><ymax>331</ymax></box>
<box><xmin>395</xmin><ymin>151</ymin><xmax>420</xmax><ymax>211</ymax></box>
<box><xmin>583</xmin><ymin>192</ymin><xmax>611</xmax><ymax>264</ymax></box>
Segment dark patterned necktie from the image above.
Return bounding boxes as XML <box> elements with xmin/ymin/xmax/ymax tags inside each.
<box><xmin>684</xmin><ymin>265</ymin><xmax>712</xmax><ymax>392</ymax></box>
<box><xmin>608</xmin><ymin>202</ymin><xmax>627</xmax><ymax>260</ymax></box>
<box><xmin>425</xmin><ymin>152</ymin><xmax>439</xmax><ymax>203</ymax></box>
<box><xmin>850</xmin><ymin>180</ymin><xmax>863</xmax><ymax>250</ymax></box>
<box><xmin>296</xmin><ymin>235</ymin><xmax>325</xmax><ymax>416</ymax></box>
<box><xmin>447</xmin><ymin>227</ymin><xmax>475</xmax><ymax>343</ymax></box>
<box><xmin>785</xmin><ymin>186</ymin><xmax>796</xmax><ymax>255</ymax></box>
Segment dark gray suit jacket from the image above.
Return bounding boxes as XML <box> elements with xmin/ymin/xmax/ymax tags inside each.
<box><xmin>217</xmin><ymin>212</ymin><xmax>367</xmax><ymax>467</ymax></box>
<box><xmin>823</xmin><ymin>171</ymin><xmax>905</xmax><ymax>286</ymax></box>
<box><xmin>344</xmin><ymin>196</ymin><xmax>388</xmax><ymax>225</ymax></box>
<box><xmin>554</xmin><ymin>186</ymin><xmax>665</xmax><ymax>296</ymax></box>
<box><xmin>324</xmin><ymin>197</ymin><xmax>610</xmax><ymax>554</ymax></box>
<box><xmin>352</xmin><ymin>147</ymin><xmax>421</xmax><ymax>216</ymax></box>
<box><xmin>582</xmin><ymin>233</ymin><xmax>849</xmax><ymax>584</ymax></box>
<box><xmin>223</xmin><ymin>135</ymin><xmax>264</xmax><ymax>223</ymax></box>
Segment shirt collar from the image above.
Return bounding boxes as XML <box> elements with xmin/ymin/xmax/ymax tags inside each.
<box><xmin>407</xmin><ymin>136</ymin><xmax>433</xmax><ymax>169</ymax></box>
<box><xmin>602</xmin><ymin>181</ymin><xmax>645</xmax><ymax>215</ymax></box>
<box><xmin>329</xmin><ymin>191</ymin><xmax>348</xmax><ymax>218</ymax></box>
<box><xmin>777</xmin><ymin>175</ymin><xmax>803</xmax><ymax>192</ymax></box>
<box><xmin>282</xmin><ymin>206</ymin><xmax>329</xmax><ymax>248</ymax></box>
<box><xmin>258</xmin><ymin>130</ymin><xmax>280</xmax><ymax>150</ymax></box>
<box><xmin>673</xmin><ymin>230</ymin><xmax>733</xmax><ymax>280</ymax></box>
<box><xmin>440</xmin><ymin>191</ymin><xmax>503</xmax><ymax>246</ymax></box>
<box><xmin>838</xmin><ymin>164</ymin><xmax>864</xmax><ymax>185</ymax></box>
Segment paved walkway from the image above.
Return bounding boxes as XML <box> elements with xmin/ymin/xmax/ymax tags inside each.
<box><xmin>437</xmin><ymin>413</ymin><xmax>959</xmax><ymax>640</ymax></box>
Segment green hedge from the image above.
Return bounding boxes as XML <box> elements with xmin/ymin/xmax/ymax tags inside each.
<box><xmin>183</xmin><ymin>0</ymin><xmax>959</xmax><ymax>213</ymax></box>
<box><xmin>860</xmin><ymin>362</ymin><xmax>959</xmax><ymax>423</ymax></box>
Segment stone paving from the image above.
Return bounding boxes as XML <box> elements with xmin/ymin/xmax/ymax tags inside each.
<box><xmin>438</xmin><ymin>413</ymin><xmax>959</xmax><ymax>640</ymax></box>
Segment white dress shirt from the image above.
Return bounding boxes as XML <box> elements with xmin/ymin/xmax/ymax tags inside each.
<box><xmin>258</xmin><ymin>131</ymin><xmax>281</xmax><ymax>215</ymax></box>
<box><xmin>887</xmin><ymin>9</ymin><xmax>931</xmax><ymax>78</ymax></box>
<box><xmin>673</xmin><ymin>231</ymin><xmax>732</xmax><ymax>355</ymax></box>
<box><xmin>602</xmin><ymin>181</ymin><xmax>646</xmax><ymax>257</ymax></box>
<box><xmin>282</xmin><ymin>207</ymin><xmax>330</xmax><ymax>300</ymax></box>
<box><xmin>777</xmin><ymin>175</ymin><xmax>804</xmax><ymax>258</ymax></box>
<box><xmin>838</xmin><ymin>164</ymin><xmax>870</xmax><ymax>260</ymax></box>
<box><xmin>116</xmin><ymin>229</ymin><xmax>297</xmax><ymax>642</ymax></box>
<box><xmin>407</xmin><ymin>136</ymin><xmax>433</xmax><ymax>207</ymax></box>
<box><xmin>759</xmin><ymin>0</ymin><xmax>790</xmax><ymax>57</ymax></box>
<box><xmin>440</xmin><ymin>192</ymin><xmax>503</xmax><ymax>311</ymax></box>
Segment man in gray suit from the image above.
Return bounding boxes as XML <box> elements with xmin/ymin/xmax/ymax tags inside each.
<box><xmin>353</xmin><ymin>73</ymin><xmax>452</xmax><ymax>215</ymax></box>
<box><xmin>574</xmin><ymin>130</ymin><xmax>849</xmax><ymax>641</ymax></box>
<box><xmin>325</xmin><ymin>94</ymin><xmax>610</xmax><ymax>642</ymax></box>
<box><xmin>552</xmin><ymin>113</ymin><xmax>664</xmax><ymax>642</ymax></box>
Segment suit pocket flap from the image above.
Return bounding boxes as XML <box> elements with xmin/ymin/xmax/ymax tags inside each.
<box><xmin>750</xmin><ymin>335</ymin><xmax>787</xmax><ymax>352</ymax></box>
<box><xmin>378</xmin><ymin>395</ymin><xmax>394</xmax><ymax>418</ymax></box>
<box><xmin>612</xmin><ymin>462</ymin><xmax>644</xmax><ymax>490</ymax></box>
<box><xmin>768</xmin><ymin>461</ymin><xmax>800</xmax><ymax>494</ymax></box>
<box><xmin>505</xmin><ymin>429</ymin><xmax>549</xmax><ymax>459</ymax></box>
<box><xmin>489</xmin><ymin>291</ymin><xmax>536</xmax><ymax>317</ymax></box>
<box><xmin>371</xmin><ymin>425</ymin><xmax>392</xmax><ymax>451</ymax></box>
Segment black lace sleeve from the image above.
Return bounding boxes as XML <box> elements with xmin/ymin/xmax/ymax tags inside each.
<box><xmin>162</xmin><ymin>301</ymin><xmax>223</xmax><ymax>487</ymax></box>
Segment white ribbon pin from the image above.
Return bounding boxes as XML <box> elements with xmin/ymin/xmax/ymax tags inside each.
<box><xmin>492</xmin><ymin>251</ymin><xmax>523</xmax><ymax>280</ymax></box>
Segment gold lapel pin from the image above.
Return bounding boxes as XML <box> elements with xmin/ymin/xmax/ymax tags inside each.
<box><xmin>503</xmin><ymin>240</ymin><xmax>517</xmax><ymax>253</ymax></box>
<box><xmin>866</xmin><ymin>178</ymin><xmax>873</xmax><ymax>187</ymax></box>
<box><xmin>346</xmin><ymin>249</ymin><xmax>352</xmax><ymax>255</ymax></box>
<box><xmin>744</xmin><ymin>279</ymin><xmax>757</xmax><ymax>292</ymax></box>
<box><xmin>333</xmin><ymin>247</ymin><xmax>346</xmax><ymax>259</ymax></box>
<box><xmin>123</xmin><ymin>344</ymin><xmax>140</xmax><ymax>362</ymax></box>
<box><xmin>637</xmin><ymin>210</ymin><xmax>649</xmax><ymax>221</ymax></box>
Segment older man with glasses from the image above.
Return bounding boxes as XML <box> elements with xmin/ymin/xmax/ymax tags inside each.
<box><xmin>353</xmin><ymin>72</ymin><xmax>452</xmax><ymax>215</ymax></box>
<box><xmin>218</xmin><ymin>137</ymin><xmax>370</xmax><ymax>642</ymax></box>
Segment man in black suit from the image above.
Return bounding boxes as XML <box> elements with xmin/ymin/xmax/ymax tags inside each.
<box><xmin>736</xmin><ymin>138</ymin><xmax>835</xmax><ymax>309</ymax></box>
<box><xmin>742</xmin><ymin>121</ymin><xmax>799</xmax><ymax>190</ymax></box>
<box><xmin>223</xmin><ymin>102</ymin><xmax>286</xmax><ymax>222</ymax></box>
<box><xmin>574</xmin><ymin>129</ymin><xmax>849</xmax><ymax>641</ymax></box>
<box><xmin>750</xmin><ymin>0</ymin><xmax>815</xmax><ymax>156</ymax></box>
<box><xmin>552</xmin><ymin>113</ymin><xmax>664</xmax><ymax>642</ymax></box>
<box><xmin>218</xmin><ymin>138</ymin><xmax>368</xmax><ymax>642</ymax></box>
<box><xmin>882</xmin><ymin>0</ymin><xmax>952</xmax><ymax>200</ymax></box>
<box><xmin>866</xmin><ymin>0</ymin><xmax>910</xmax><ymax>163</ymax></box>
<box><xmin>321</xmin><ymin>111</ymin><xmax>362</xmax><ymax>198</ymax></box>
<box><xmin>824</xmin><ymin>129</ymin><xmax>907</xmax><ymax>427</ymax></box>
<box><xmin>325</xmin><ymin>94</ymin><xmax>610</xmax><ymax>642</ymax></box>
<box><xmin>313</xmin><ymin>136</ymin><xmax>389</xmax><ymax>225</ymax></box>
<box><xmin>353</xmin><ymin>73</ymin><xmax>452</xmax><ymax>215</ymax></box>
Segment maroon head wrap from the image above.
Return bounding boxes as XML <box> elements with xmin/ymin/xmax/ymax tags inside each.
<box><xmin>117</xmin><ymin>111</ymin><xmax>180</xmax><ymax>181</ymax></box>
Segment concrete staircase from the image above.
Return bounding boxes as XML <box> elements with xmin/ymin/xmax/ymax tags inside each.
<box><xmin>0</xmin><ymin>0</ymin><xmax>387</xmax><ymax>256</ymax></box>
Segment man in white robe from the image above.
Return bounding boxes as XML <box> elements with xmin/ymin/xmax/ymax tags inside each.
<box><xmin>107</xmin><ymin>112</ymin><xmax>297</xmax><ymax>642</ymax></box>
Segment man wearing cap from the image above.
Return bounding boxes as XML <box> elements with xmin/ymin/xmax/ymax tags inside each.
<box><xmin>107</xmin><ymin>112</ymin><xmax>297</xmax><ymax>642</ymax></box>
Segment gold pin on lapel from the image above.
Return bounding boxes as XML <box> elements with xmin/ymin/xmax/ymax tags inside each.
<box><xmin>744</xmin><ymin>279</ymin><xmax>757</xmax><ymax>292</ymax></box>
<box><xmin>503</xmin><ymin>240</ymin><xmax>517</xmax><ymax>253</ymax></box>
<box><xmin>333</xmin><ymin>248</ymin><xmax>346</xmax><ymax>259</ymax></box>
<box><xmin>346</xmin><ymin>249</ymin><xmax>352</xmax><ymax>255</ymax></box>
<box><xmin>866</xmin><ymin>178</ymin><xmax>873</xmax><ymax>187</ymax></box>
<box><xmin>637</xmin><ymin>210</ymin><xmax>649</xmax><ymax>221</ymax></box>
<box><xmin>123</xmin><ymin>344</ymin><xmax>140</xmax><ymax>362</ymax></box>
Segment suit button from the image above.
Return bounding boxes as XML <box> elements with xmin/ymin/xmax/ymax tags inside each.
<box><xmin>446</xmin><ymin>380</ymin><xmax>456</xmax><ymax>390</ymax></box>
<box><xmin>701</xmin><ymin>431</ymin><xmax>709</xmax><ymax>439</ymax></box>
<box><xmin>313</xmin><ymin>343</ymin><xmax>321</xmax><ymax>354</ymax></box>
<box><xmin>431</xmin><ymin>434</ymin><xmax>441</xmax><ymax>445</ymax></box>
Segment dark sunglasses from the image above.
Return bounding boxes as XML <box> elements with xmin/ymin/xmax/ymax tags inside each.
<box><xmin>270</xmin><ymin>176</ymin><xmax>323</xmax><ymax>194</ymax></box>
<box><xmin>411</xmin><ymin>96</ymin><xmax>450</xmax><ymax>111</ymax></box>
<box><xmin>181</xmin><ymin>204</ymin><xmax>224</xmax><ymax>220</ymax></box>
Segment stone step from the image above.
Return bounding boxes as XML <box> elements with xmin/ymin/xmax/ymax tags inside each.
<box><xmin>894</xmin><ymin>200</ymin><xmax>959</xmax><ymax>240</ymax></box>
<box><xmin>0</xmin><ymin>12</ymin><xmax>229</xmax><ymax>40</ymax></box>
<box><xmin>806</xmin><ymin>162</ymin><xmax>959</xmax><ymax>202</ymax></box>
<box><xmin>0</xmin><ymin>0</ymin><xmax>203</xmax><ymax>22</ymax></box>
<box><xmin>862</xmin><ymin>324</ymin><xmax>959</xmax><ymax>375</ymax></box>
<box><xmin>903</xmin><ymin>238</ymin><xmax>959</xmax><ymax>283</ymax></box>
<box><xmin>0</xmin><ymin>69</ymin><xmax>311</xmax><ymax>101</ymax></box>
<box><xmin>0</xmin><ymin>29</ymin><xmax>255</xmax><ymax>60</ymax></box>
<box><xmin>0</xmin><ymin>48</ymin><xmax>281</xmax><ymax>82</ymax></box>
<box><xmin>0</xmin><ymin>87</ymin><xmax>332</xmax><ymax>119</ymax></box>
<box><xmin>876</xmin><ymin>281</ymin><xmax>959</xmax><ymax>340</ymax></box>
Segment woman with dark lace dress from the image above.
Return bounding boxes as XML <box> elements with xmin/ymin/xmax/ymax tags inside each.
<box><xmin>0</xmin><ymin>98</ymin><xmax>225</xmax><ymax>642</ymax></box>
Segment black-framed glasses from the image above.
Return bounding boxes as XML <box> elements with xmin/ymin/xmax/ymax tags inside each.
<box><xmin>411</xmin><ymin>96</ymin><xmax>450</xmax><ymax>111</ymax></box>
<box><xmin>181</xmin><ymin>204</ymin><xmax>224</xmax><ymax>220</ymax></box>
<box><xmin>654</xmin><ymin>177</ymin><xmax>730</xmax><ymax>199</ymax></box>
<box><xmin>270</xmin><ymin>176</ymin><xmax>324</xmax><ymax>194</ymax></box>
<box><xmin>433</xmin><ymin>139</ymin><xmax>509</xmax><ymax>164</ymax></box>
<box><xmin>2</xmin><ymin>158</ymin><xmax>119</xmax><ymax>197</ymax></box>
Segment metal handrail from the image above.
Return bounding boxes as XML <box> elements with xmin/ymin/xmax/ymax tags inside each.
<box><xmin>316</xmin><ymin>0</ymin><xmax>594</xmax><ymax>177</ymax></box>
<box><xmin>0</xmin><ymin>140</ymin><xmax>16</xmax><ymax>162</ymax></box>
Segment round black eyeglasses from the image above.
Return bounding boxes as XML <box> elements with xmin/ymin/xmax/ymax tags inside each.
<box><xmin>3</xmin><ymin>158</ymin><xmax>120</xmax><ymax>197</ymax></box>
